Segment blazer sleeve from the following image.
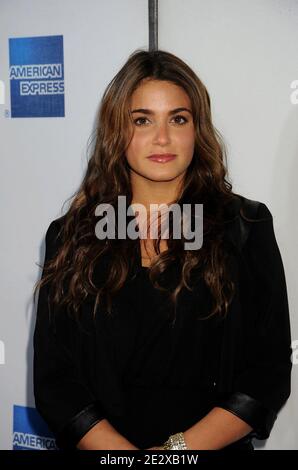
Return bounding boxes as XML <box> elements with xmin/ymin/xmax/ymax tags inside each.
<box><xmin>33</xmin><ymin>219</ymin><xmax>105</xmax><ymax>449</ymax></box>
<box><xmin>216</xmin><ymin>202</ymin><xmax>292</xmax><ymax>440</ymax></box>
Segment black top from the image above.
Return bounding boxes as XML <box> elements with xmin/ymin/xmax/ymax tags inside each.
<box><xmin>33</xmin><ymin>195</ymin><xmax>292</xmax><ymax>450</ymax></box>
<box><xmin>108</xmin><ymin>266</ymin><xmax>224</xmax><ymax>449</ymax></box>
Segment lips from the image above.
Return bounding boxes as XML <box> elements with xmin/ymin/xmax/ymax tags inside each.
<box><xmin>147</xmin><ymin>154</ymin><xmax>176</xmax><ymax>163</ymax></box>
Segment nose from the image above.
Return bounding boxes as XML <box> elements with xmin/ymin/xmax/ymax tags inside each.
<box><xmin>153</xmin><ymin>122</ymin><xmax>171</xmax><ymax>145</ymax></box>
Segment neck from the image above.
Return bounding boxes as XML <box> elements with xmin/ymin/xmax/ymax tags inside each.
<box><xmin>130</xmin><ymin>171</ymin><xmax>184</xmax><ymax>211</ymax></box>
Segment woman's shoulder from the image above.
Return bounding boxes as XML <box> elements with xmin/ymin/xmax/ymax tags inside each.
<box><xmin>46</xmin><ymin>214</ymin><xmax>68</xmax><ymax>238</ymax></box>
<box><xmin>224</xmin><ymin>193</ymin><xmax>273</xmax><ymax>222</ymax></box>
<box><xmin>46</xmin><ymin>214</ymin><xmax>66</xmax><ymax>234</ymax></box>
<box><xmin>222</xmin><ymin>193</ymin><xmax>274</xmax><ymax>252</ymax></box>
<box><xmin>44</xmin><ymin>214</ymin><xmax>67</xmax><ymax>258</ymax></box>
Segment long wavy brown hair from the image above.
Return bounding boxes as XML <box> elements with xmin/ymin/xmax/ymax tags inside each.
<box><xmin>33</xmin><ymin>48</ymin><xmax>246</xmax><ymax>325</ymax></box>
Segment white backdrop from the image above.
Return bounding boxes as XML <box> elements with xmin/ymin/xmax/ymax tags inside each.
<box><xmin>0</xmin><ymin>0</ymin><xmax>297</xmax><ymax>450</ymax></box>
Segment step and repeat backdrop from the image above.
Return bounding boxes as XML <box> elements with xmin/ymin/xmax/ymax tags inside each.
<box><xmin>0</xmin><ymin>0</ymin><xmax>297</xmax><ymax>450</ymax></box>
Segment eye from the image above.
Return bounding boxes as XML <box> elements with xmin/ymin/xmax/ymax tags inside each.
<box><xmin>133</xmin><ymin>115</ymin><xmax>189</xmax><ymax>126</ymax></box>
<box><xmin>173</xmin><ymin>115</ymin><xmax>188</xmax><ymax>124</ymax></box>
<box><xmin>134</xmin><ymin>117</ymin><xmax>149</xmax><ymax>126</ymax></box>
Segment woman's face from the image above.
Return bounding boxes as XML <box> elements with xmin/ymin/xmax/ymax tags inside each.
<box><xmin>125</xmin><ymin>79</ymin><xmax>196</xmax><ymax>183</ymax></box>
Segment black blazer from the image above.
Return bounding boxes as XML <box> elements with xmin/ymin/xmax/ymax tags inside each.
<box><xmin>33</xmin><ymin>195</ymin><xmax>292</xmax><ymax>449</ymax></box>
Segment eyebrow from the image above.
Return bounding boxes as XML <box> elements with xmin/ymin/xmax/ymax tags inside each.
<box><xmin>130</xmin><ymin>107</ymin><xmax>193</xmax><ymax>116</ymax></box>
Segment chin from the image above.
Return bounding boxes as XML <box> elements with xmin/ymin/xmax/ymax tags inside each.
<box><xmin>144</xmin><ymin>171</ymin><xmax>180</xmax><ymax>182</ymax></box>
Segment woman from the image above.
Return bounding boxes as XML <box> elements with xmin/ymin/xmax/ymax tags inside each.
<box><xmin>33</xmin><ymin>49</ymin><xmax>292</xmax><ymax>450</ymax></box>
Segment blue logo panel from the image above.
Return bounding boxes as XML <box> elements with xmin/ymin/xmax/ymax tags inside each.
<box><xmin>13</xmin><ymin>405</ymin><xmax>58</xmax><ymax>450</ymax></box>
<box><xmin>9</xmin><ymin>35</ymin><xmax>65</xmax><ymax>118</ymax></box>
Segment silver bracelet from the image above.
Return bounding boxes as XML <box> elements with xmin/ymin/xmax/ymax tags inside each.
<box><xmin>162</xmin><ymin>432</ymin><xmax>188</xmax><ymax>450</ymax></box>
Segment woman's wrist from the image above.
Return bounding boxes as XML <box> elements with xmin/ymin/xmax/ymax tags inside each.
<box><xmin>162</xmin><ymin>432</ymin><xmax>188</xmax><ymax>450</ymax></box>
